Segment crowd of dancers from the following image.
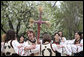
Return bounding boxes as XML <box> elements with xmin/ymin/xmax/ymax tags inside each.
<box><xmin>1</xmin><ymin>29</ymin><xmax>83</xmax><ymax>56</ymax></box>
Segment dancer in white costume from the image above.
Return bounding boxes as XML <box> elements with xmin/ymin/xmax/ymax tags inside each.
<box><xmin>58</xmin><ymin>31</ymin><xmax>66</xmax><ymax>42</ymax></box>
<box><xmin>61</xmin><ymin>32</ymin><xmax>83</xmax><ymax>56</ymax></box>
<box><xmin>15</xmin><ymin>34</ymin><xmax>26</xmax><ymax>56</ymax></box>
<box><xmin>2</xmin><ymin>30</ymin><xmax>83</xmax><ymax>56</ymax></box>
<box><xmin>23</xmin><ymin>29</ymin><xmax>40</xmax><ymax>56</ymax></box>
<box><xmin>2</xmin><ymin>29</ymin><xmax>19</xmax><ymax>56</ymax></box>
<box><xmin>71</xmin><ymin>32</ymin><xmax>83</xmax><ymax>56</ymax></box>
<box><xmin>40</xmin><ymin>33</ymin><xmax>64</xmax><ymax>56</ymax></box>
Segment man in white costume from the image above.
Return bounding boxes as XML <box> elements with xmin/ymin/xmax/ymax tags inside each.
<box><xmin>23</xmin><ymin>29</ymin><xmax>40</xmax><ymax>56</ymax></box>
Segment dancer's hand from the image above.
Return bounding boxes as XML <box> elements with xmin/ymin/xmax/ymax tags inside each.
<box><xmin>30</xmin><ymin>45</ymin><xmax>36</xmax><ymax>49</ymax></box>
<box><xmin>18</xmin><ymin>46</ymin><xmax>22</xmax><ymax>48</ymax></box>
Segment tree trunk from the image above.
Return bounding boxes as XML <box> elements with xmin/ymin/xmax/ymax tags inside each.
<box><xmin>8</xmin><ymin>18</ymin><xmax>14</xmax><ymax>30</ymax></box>
<box><xmin>16</xmin><ymin>19</ymin><xmax>21</xmax><ymax>37</ymax></box>
<box><xmin>1</xmin><ymin>27</ymin><xmax>6</xmax><ymax>33</ymax></box>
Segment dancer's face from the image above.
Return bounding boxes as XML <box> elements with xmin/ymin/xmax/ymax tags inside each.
<box><xmin>75</xmin><ymin>33</ymin><xmax>80</xmax><ymax>40</ymax></box>
<box><xmin>20</xmin><ymin>36</ymin><xmax>24</xmax><ymax>42</ymax></box>
<box><xmin>27</xmin><ymin>31</ymin><xmax>34</xmax><ymax>40</ymax></box>
<box><xmin>54</xmin><ymin>34</ymin><xmax>60</xmax><ymax>40</ymax></box>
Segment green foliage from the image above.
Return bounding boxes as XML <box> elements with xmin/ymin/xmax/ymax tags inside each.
<box><xmin>1</xmin><ymin>1</ymin><xmax>83</xmax><ymax>40</ymax></box>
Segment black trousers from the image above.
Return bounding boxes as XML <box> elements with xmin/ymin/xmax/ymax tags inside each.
<box><xmin>55</xmin><ymin>51</ymin><xmax>61</xmax><ymax>56</ymax></box>
<box><xmin>74</xmin><ymin>51</ymin><xmax>83</xmax><ymax>56</ymax></box>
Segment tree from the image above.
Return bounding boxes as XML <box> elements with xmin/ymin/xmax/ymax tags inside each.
<box><xmin>59</xmin><ymin>1</ymin><xmax>83</xmax><ymax>39</ymax></box>
<box><xmin>1</xmin><ymin>1</ymin><xmax>83</xmax><ymax>40</ymax></box>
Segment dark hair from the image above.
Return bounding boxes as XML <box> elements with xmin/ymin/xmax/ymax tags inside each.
<box><xmin>19</xmin><ymin>34</ymin><xmax>25</xmax><ymax>38</ymax></box>
<box><xmin>75</xmin><ymin>32</ymin><xmax>82</xmax><ymax>39</ymax></box>
<box><xmin>54</xmin><ymin>32</ymin><xmax>60</xmax><ymax>36</ymax></box>
<box><xmin>74</xmin><ymin>32</ymin><xmax>82</xmax><ymax>44</ymax></box>
<box><xmin>42</xmin><ymin>34</ymin><xmax>51</xmax><ymax>43</ymax></box>
<box><xmin>17</xmin><ymin>34</ymin><xmax>25</xmax><ymax>43</ymax></box>
<box><xmin>5</xmin><ymin>29</ymin><xmax>16</xmax><ymax>42</ymax></box>
<box><xmin>58</xmin><ymin>31</ymin><xmax>63</xmax><ymax>37</ymax></box>
<box><xmin>27</xmin><ymin>30</ymin><xmax>35</xmax><ymax>37</ymax></box>
<box><xmin>53</xmin><ymin>32</ymin><xmax>60</xmax><ymax>43</ymax></box>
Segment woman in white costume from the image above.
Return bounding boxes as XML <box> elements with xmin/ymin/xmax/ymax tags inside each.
<box><xmin>63</xmin><ymin>32</ymin><xmax>83</xmax><ymax>56</ymax></box>
<box><xmin>2</xmin><ymin>29</ymin><xmax>19</xmax><ymax>56</ymax></box>
<box><xmin>72</xmin><ymin>32</ymin><xmax>83</xmax><ymax>56</ymax></box>
<box><xmin>16</xmin><ymin>34</ymin><xmax>26</xmax><ymax>56</ymax></box>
